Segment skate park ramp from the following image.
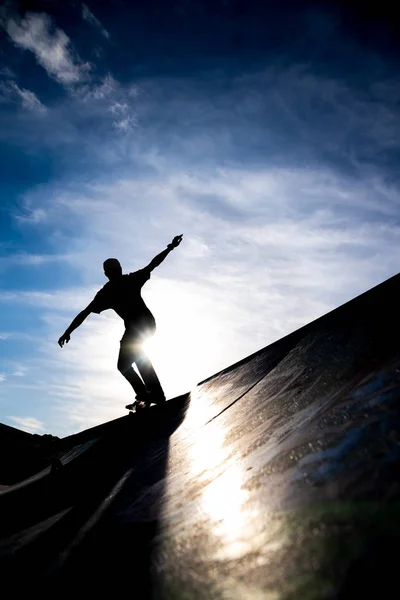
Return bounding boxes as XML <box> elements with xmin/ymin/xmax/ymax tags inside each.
<box><xmin>1</xmin><ymin>274</ymin><xmax>400</xmax><ymax>598</ymax></box>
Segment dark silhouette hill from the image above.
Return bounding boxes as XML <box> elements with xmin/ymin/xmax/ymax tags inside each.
<box><xmin>0</xmin><ymin>423</ymin><xmax>60</xmax><ymax>485</ymax></box>
<box><xmin>1</xmin><ymin>273</ymin><xmax>399</xmax><ymax>598</ymax></box>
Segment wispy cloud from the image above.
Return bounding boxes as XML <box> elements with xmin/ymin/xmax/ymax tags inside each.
<box><xmin>78</xmin><ymin>76</ymin><xmax>138</xmax><ymax>130</ymax></box>
<box><xmin>0</xmin><ymin>252</ymin><xmax>69</xmax><ymax>267</ymax></box>
<box><xmin>0</xmin><ymin>80</ymin><xmax>12</xmax><ymax>103</ymax></box>
<box><xmin>78</xmin><ymin>74</ymin><xmax>116</xmax><ymax>101</ymax></box>
<box><xmin>2</xmin><ymin>11</ymin><xmax>137</xmax><ymax>133</ymax></box>
<box><xmin>0</xmin><ymin>79</ymin><xmax>45</xmax><ymax>112</ymax></box>
<box><xmin>15</xmin><ymin>207</ymin><xmax>47</xmax><ymax>223</ymax></box>
<box><xmin>0</xmin><ymin>288</ymin><xmax>97</xmax><ymax>312</ymax></box>
<box><xmin>8</xmin><ymin>416</ymin><xmax>45</xmax><ymax>434</ymax></box>
<box><xmin>0</xmin><ymin>66</ymin><xmax>15</xmax><ymax>78</ymax></box>
<box><xmin>10</xmin><ymin>81</ymin><xmax>46</xmax><ymax>112</ymax></box>
<box><xmin>82</xmin><ymin>3</ymin><xmax>110</xmax><ymax>39</ymax></box>
<box><xmin>109</xmin><ymin>101</ymin><xmax>129</xmax><ymax>114</ymax></box>
<box><xmin>11</xmin><ymin>369</ymin><xmax>25</xmax><ymax>377</ymax></box>
<box><xmin>113</xmin><ymin>114</ymin><xmax>138</xmax><ymax>131</ymax></box>
<box><xmin>5</xmin><ymin>12</ymin><xmax>90</xmax><ymax>85</ymax></box>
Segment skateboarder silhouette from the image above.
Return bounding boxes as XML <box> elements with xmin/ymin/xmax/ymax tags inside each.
<box><xmin>58</xmin><ymin>235</ymin><xmax>183</xmax><ymax>408</ymax></box>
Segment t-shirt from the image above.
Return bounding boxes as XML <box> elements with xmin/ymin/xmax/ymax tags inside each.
<box><xmin>89</xmin><ymin>269</ymin><xmax>155</xmax><ymax>329</ymax></box>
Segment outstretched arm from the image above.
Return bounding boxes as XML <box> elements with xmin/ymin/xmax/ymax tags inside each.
<box><xmin>145</xmin><ymin>234</ymin><xmax>183</xmax><ymax>272</ymax></box>
<box><xmin>58</xmin><ymin>305</ymin><xmax>92</xmax><ymax>347</ymax></box>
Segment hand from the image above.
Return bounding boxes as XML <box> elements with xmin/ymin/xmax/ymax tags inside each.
<box><xmin>170</xmin><ymin>234</ymin><xmax>183</xmax><ymax>249</ymax></box>
<box><xmin>58</xmin><ymin>333</ymin><xmax>70</xmax><ymax>348</ymax></box>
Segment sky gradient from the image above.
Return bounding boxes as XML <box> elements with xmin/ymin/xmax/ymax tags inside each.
<box><xmin>1</xmin><ymin>0</ymin><xmax>399</xmax><ymax>436</ymax></box>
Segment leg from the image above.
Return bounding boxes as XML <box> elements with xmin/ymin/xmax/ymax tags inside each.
<box><xmin>135</xmin><ymin>347</ymin><xmax>166</xmax><ymax>401</ymax></box>
<box><xmin>117</xmin><ymin>337</ymin><xmax>147</xmax><ymax>398</ymax></box>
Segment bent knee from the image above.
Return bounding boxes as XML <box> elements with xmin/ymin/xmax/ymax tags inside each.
<box><xmin>117</xmin><ymin>358</ymin><xmax>132</xmax><ymax>374</ymax></box>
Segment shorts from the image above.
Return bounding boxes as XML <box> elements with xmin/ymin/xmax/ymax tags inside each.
<box><xmin>120</xmin><ymin>319</ymin><xmax>156</xmax><ymax>345</ymax></box>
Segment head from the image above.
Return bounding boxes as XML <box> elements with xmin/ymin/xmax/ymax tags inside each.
<box><xmin>103</xmin><ymin>258</ymin><xmax>123</xmax><ymax>280</ymax></box>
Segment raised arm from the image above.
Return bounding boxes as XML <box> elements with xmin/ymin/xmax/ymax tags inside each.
<box><xmin>145</xmin><ymin>234</ymin><xmax>183</xmax><ymax>272</ymax></box>
<box><xmin>58</xmin><ymin>305</ymin><xmax>92</xmax><ymax>347</ymax></box>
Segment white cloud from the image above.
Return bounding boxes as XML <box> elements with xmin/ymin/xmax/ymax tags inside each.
<box><xmin>0</xmin><ymin>288</ymin><xmax>97</xmax><ymax>312</ymax></box>
<box><xmin>109</xmin><ymin>98</ymin><xmax>137</xmax><ymax>131</ymax></box>
<box><xmin>15</xmin><ymin>207</ymin><xmax>47</xmax><ymax>223</ymax></box>
<box><xmin>79</xmin><ymin>74</ymin><xmax>116</xmax><ymax>101</ymax></box>
<box><xmin>0</xmin><ymin>332</ymin><xmax>36</xmax><ymax>341</ymax></box>
<box><xmin>113</xmin><ymin>115</ymin><xmax>137</xmax><ymax>131</ymax></box>
<box><xmin>10</xmin><ymin>82</ymin><xmax>46</xmax><ymax>112</ymax></box>
<box><xmin>0</xmin><ymin>252</ymin><xmax>69</xmax><ymax>266</ymax></box>
<box><xmin>0</xmin><ymin>374</ymin><xmax>6</xmax><ymax>382</ymax></box>
<box><xmin>12</xmin><ymin>370</ymin><xmax>26</xmax><ymax>377</ymax></box>
<box><xmin>77</xmin><ymin>77</ymin><xmax>138</xmax><ymax>132</ymax></box>
<box><xmin>5</xmin><ymin>12</ymin><xmax>90</xmax><ymax>85</ymax></box>
<box><xmin>82</xmin><ymin>3</ymin><xmax>110</xmax><ymax>39</ymax></box>
<box><xmin>7</xmin><ymin>416</ymin><xmax>45</xmax><ymax>434</ymax></box>
<box><xmin>109</xmin><ymin>101</ymin><xmax>129</xmax><ymax>114</ymax></box>
<box><xmin>0</xmin><ymin>80</ymin><xmax>12</xmax><ymax>102</ymax></box>
<box><xmin>1</xmin><ymin>78</ymin><xmax>45</xmax><ymax>113</ymax></box>
<box><xmin>0</xmin><ymin>66</ymin><xmax>15</xmax><ymax>78</ymax></box>
<box><xmin>128</xmin><ymin>85</ymin><xmax>141</xmax><ymax>98</ymax></box>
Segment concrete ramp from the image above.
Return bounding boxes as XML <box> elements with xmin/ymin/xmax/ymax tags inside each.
<box><xmin>1</xmin><ymin>274</ymin><xmax>400</xmax><ymax>598</ymax></box>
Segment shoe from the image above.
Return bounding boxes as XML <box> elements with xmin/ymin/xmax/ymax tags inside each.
<box><xmin>150</xmin><ymin>392</ymin><xmax>166</xmax><ymax>406</ymax></box>
<box><xmin>125</xmin><ymin>391</ymin><xmax>152</xmax><ymax>411</ymax></box>
<box><xmin>135</xmin><ymin>391</ymin><xmax>152</xmax><ymax>407</ymax></box>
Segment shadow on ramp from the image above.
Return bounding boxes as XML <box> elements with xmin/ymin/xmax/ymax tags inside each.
<box><xmin>0</xmin><ymin>393</ymin><xmax>190</xmax><ymax>595</ymax></box>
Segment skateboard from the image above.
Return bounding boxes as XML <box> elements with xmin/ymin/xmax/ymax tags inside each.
<box><xmin>125</xmin><ymin>394</ymin><xmax>166</xmax><ymax>414</ymax></box>
<box><xmin>125</xmin><ymin>399</ymin><xmax>149</xmax><ymax>413</ymax></box>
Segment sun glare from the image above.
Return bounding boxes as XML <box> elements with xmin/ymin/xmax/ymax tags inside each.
<box><xmin>142</xmin><ymin>280</ymin><xmax>223</xmax><ymax>398</ymax></box>
<box><xmin>157</xmin><ymin>390</ymin><xmax>253</xmax><ymax>563</ymax></box>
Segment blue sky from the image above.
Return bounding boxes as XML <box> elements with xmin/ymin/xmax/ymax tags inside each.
<box><xmin>0</xmin><ymin>0</ymin><xmax>399</xmax><ymax>436</ymax></box>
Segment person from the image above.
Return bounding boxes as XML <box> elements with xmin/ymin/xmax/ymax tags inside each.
<box><xmin>58</xmin><ymin>235</ymin><xmax>183</xmax><ymax>407</ymax></box>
